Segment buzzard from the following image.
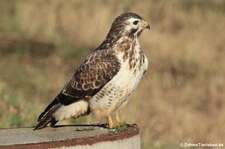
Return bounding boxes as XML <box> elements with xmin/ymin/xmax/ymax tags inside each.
<box><xmin>34</xmin><ymin>12</ymin><xmax>150</xmax><ymax>130</ymax></box>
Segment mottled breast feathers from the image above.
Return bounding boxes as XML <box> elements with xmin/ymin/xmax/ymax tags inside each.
<box><xmin>60</xmin><ymin>49</ymin><xmax>120</xmax><ymax>105</ymax></box>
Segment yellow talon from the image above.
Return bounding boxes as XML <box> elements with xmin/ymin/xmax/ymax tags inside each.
<box><xmin>108</xmin><ymin>115</ymin><xmax>114</xmax><ymax>129</ymax></box>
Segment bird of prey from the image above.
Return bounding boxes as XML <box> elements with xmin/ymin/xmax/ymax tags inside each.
<box><xmin>34</xmin><ymin>12</ymin><xmax>150</xmax><ymax>130</ymax></box>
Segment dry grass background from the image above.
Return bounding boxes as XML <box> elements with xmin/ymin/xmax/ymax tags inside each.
<box><xmin>0</xmin><ymin>0</ymin><xmax>225</xmax><ymax>148</ymax></box>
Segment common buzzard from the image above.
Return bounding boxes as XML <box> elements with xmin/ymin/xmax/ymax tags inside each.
<box><xmin>34</xmin><ymin>12</ymin><xmax>150</xmax><ymax>130</ymax></box>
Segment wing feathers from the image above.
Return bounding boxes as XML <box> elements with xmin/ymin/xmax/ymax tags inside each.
<box><xmin>61</xmin><ymin>49</ymin><xmax>120</xmax><ymax>105</ymax></box>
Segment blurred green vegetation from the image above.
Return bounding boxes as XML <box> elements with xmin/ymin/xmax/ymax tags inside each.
<box><xmin>0</xmin><ymin>0</ymin><xmax>225</xmax><ymax>148</ymax></box>
<box><xmin>0</xmin><ymin>89</ymin><xmax>42</xmax><ymax>127</ymax></box>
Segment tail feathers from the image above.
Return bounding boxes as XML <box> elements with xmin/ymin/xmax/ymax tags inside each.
<box><xmin>34</xmin><ymin>116</ymin><xmax>58</xmax><ymax>130</ymax></box>
<box><xmin>34</xmin><ymin>97</ymin><xmax>62</xmax><ymax>130</ymax></box>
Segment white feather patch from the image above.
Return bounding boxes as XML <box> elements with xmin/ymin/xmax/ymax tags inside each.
<box><xmin>54</xmin><ymin>100</ymin><xmax>88</xmax><ymax>121</ymax></box>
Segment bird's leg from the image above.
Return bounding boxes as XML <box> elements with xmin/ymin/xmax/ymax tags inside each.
<box><xmin>114</xmin><ymin>111</ymin><xmax>127</xmax><ymax>131</ymax></box>
<box><xmin>108</xmin><ymin>115</ymin><xmax>114</xmax><ymax>129</ymax></box>
<box><xmin>115</xmin><ymin>111</ymin><xmax>121</xmax><ymax>124</ymax></box>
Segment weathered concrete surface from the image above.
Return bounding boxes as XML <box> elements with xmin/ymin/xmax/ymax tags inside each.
<box><xmin>0</xmin><ymin>124</ymin><xmax>140</xmax><ymax>149</ymax></box>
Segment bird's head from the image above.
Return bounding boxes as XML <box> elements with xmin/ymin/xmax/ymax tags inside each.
<box><xmin>110</xmin><ymin>12</ymin><xmax>150</xmax><ymax>37</ymax></box>
<box><xmin>98</xmin><ymin>12</ymin><xmax>150</xmax><ymax>49</ymax></box>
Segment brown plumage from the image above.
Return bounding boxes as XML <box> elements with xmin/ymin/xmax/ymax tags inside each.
<box><xmin>34</xmin><ymin>12</ymin><xmax>150</xmax><ymax>130</ymax></box>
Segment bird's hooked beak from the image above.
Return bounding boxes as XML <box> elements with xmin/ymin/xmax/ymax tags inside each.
<box><xmin>142</xmin><ymin>20</ymin><xmax>150</xmax><ymax>30</ymax></box>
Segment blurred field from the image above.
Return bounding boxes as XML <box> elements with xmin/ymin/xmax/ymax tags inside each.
<box><xmin>0</xmin><ymin>0</ymin><xmax>225</xmax><ymax>148</ymax></box>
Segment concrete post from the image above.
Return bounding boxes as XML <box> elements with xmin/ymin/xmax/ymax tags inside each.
<box><xmin>0</xmin><ymin>125</ymin><xmax>140</xmax><ymax>149</ymax></box>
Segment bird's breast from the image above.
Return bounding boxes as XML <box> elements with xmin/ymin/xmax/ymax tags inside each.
<box><xmin>116</xmin><ymin>46</ymin><xmax>148</xmax><ymax>91</ymax></box>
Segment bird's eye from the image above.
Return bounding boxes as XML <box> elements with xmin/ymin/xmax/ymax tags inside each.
<box><xmin>133</xmin><ymin>21</ymin><xmax>139</xmax><ymax>25</ymax></box>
